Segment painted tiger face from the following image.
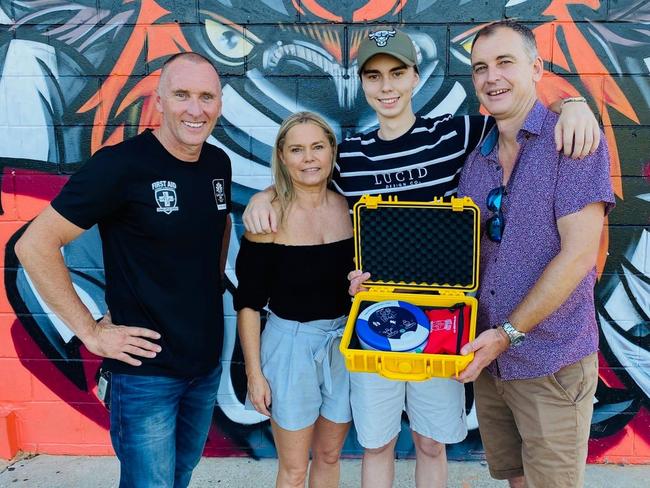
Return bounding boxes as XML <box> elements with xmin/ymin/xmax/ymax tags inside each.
<box><xmin>2</xmin><ymin>0</ymin><xmax>648</xmax><ymax>458</ymax></box>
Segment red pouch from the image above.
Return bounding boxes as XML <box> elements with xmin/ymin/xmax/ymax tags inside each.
<box><xmin>422</xmin><ymin>303</ymin><xmax>471</xmax><ymax>354</ymax></box>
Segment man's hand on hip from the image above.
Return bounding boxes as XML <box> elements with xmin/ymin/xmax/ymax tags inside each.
<box><xmin>81</xmin><ymin>312</ymin><xmax>162</xmax><ymax>366</ymax></box>
<box><xmin>456</xmin><ymin>327</ymin><xmax>509</xmax><ymax>383</ymax></box>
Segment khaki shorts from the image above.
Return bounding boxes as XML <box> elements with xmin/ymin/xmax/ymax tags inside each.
<box><xmin>474</xmin><ymin>353</ymin><xmax>597</xmax><ymax>488</ymax></box>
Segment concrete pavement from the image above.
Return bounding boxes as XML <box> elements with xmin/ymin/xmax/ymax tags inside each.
<box><xmin>1</xmin><ymin>455</ymin><xmax>649</xmax><ymax>487</ymax></box>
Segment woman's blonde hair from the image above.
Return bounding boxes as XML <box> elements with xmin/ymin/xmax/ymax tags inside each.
<box><xmin>271</xmin><ymin>111</ymin><xmax>338</xmax><ymax>220</ymax></box>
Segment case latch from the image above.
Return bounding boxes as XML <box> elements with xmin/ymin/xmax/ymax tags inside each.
<box><xmin>451</xmin><ymin>197</ymin><xmax>465</xmax><ymax>212</ymax></box>
<box><xmin>364</xmin><ymin>195</ymin><xmax>383</xmax><ymax>209</ymax></box>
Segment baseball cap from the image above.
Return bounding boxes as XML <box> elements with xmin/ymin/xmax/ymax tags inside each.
<box><xmin>357</xmin><ymin>29</ymin><xmax>418</xmax><ymax>74</ymax></box>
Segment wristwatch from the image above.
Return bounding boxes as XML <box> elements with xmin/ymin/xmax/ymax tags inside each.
<box><xmin>501</xmin><ymin>321</ymin><xmax>525</xmax><ymax>347</ymax></box>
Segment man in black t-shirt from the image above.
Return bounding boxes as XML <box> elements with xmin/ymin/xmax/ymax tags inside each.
<box><xmin>15</xmin><ymin>53</ymin><xmax>232</xmax><ymax>488</ymax></box>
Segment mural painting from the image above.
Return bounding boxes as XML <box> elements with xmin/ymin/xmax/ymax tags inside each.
<box><xmin>0</xmin><ymin>0</ymin><xmax>648</xmax><ymax>461</ymax></box>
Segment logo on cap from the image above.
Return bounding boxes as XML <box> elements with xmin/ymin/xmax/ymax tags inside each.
<box><xmin>369</xmin><ymin>29</ymin><xmax>396</xmax><ymax>47</ymax></box>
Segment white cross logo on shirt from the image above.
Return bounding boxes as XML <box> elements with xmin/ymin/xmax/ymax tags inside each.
<box><xmin>157</xmin><ymin>191</ymin><xmax>174</xmax><ymax>207</ymax></box>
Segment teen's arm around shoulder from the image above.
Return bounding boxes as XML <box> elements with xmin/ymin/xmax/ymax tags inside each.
<box><xmin>243</xmin><ymin>186</ymin><xmax>278</xmax><ymax>234</ymax></box>
<box><xmin>550</xmin><ymin>97</ymin><xmax>601</xmax><ymax>158</ymax></box>
<box><xmin>14</xmin><ymin>206</ymin><xmax>162</xmax><ymax>366</ymax></box>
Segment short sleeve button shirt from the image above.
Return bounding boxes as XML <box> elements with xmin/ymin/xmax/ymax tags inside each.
<box><xmin>458</xmin><ymin>101</ymin><xmax>615</xmax><ymax>380</ymax></box>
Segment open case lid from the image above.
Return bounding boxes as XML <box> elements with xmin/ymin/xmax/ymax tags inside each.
<box><xmin>353</xmin><ymin>195</ymin><xmax>480</xmax><ymax>293</ymax></box>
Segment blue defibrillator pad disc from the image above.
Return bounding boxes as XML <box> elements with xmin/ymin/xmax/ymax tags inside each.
<box><xmin>356</xmin><ymin>300</ymin><xmax>430</xmax><ymax>352</ymax></box>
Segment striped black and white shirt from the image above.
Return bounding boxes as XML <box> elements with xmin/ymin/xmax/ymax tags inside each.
<box><xmin>333</xmin><ymin>114</ymin><xmax>493</xmax><ymax>210</ymax></box>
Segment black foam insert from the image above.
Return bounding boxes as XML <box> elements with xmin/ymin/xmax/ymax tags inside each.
<box><xmin>358</xmin><ymin>205</ymin><xmax>477</xmax><ymax>287</ymax></box>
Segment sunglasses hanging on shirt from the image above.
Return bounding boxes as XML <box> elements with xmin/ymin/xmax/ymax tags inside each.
<box><xmin>486</xmin><ymin>185</ymin><xmax>507</xmax><ymax>243</ymax></box>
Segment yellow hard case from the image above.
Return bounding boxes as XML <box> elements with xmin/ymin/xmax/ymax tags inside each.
<box><xmin>339</xmin><ymin>194</ymin><xmax>481</xmax><ymax>380</ymax></box>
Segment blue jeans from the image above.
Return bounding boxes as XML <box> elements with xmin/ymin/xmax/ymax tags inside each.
<box><xmin>109</xmin><ymin>366</ymin><xmax>221</xmax><ymax>488</ymax></box>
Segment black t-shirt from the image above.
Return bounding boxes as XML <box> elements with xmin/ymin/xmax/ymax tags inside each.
<box><xmin>51</xmin><ymin>129</ymin><xmax>232</xmax><ymax>377</ymax></box>
<box><xmin>333</xmin><ymin>114</ymin><xmax>494</xmax><ymax>209</ymax></box>
<box><xmin>234</xmin><ymin>237</ymin><xmax>353</xmax><ymax>322</ymax></box>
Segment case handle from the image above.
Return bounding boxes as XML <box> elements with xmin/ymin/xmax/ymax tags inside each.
<box><xmin>376</xmin><ymin>358</ymin><xmax>430</xmax><ymax>381</ymax></box>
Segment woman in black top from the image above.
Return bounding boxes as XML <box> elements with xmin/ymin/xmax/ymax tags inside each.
<box><xmin>235</xmin><ymin>112</ymin><xmax>353</xmax><ymax>488</ymax></box>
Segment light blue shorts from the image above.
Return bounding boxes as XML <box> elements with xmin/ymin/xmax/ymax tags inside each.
<box><xmin>260</xmin><ymin>312</ymin><xmax>351</xmax><ymax>431</ymax></box>
<box><xmin>350</xmin><ymin>372</ymin><xmax>467</xmax><ymax>448</ymax></box>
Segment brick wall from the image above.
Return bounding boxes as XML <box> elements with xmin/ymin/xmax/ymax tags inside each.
<box><xmin>0</xmin><ymin>0</ymin><xmax>648</xmax><ymax>462</ymax></box>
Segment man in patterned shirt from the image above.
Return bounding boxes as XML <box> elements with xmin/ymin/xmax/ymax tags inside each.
<box><xmin>457</xmin><ymin>21</ymin><xmax>615</xmax><ymax>488</ymax></box>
